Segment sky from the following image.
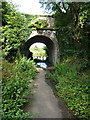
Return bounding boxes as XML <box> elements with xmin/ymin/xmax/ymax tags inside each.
<box><xmin>7</xmin><ymin>0</ymin><xmax>49</xmax><ymax>15</ymax></box>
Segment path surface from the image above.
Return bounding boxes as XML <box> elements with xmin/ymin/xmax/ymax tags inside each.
<box><xmin>24</xmin><ymin>68</ymin><xmax>73</xmax><ymax>118</ymax></box>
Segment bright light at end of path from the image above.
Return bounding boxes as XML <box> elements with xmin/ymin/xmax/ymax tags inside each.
<box><xmin>30</xmin><ymin>43</ymin><xmax>46</xmax><ymax>48</ymax></box>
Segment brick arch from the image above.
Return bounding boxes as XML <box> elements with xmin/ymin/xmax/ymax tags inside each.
<box><xmin>21</xmin><ymin>30</ymin><xmax>59</xmax><ymax>65</ymax></box>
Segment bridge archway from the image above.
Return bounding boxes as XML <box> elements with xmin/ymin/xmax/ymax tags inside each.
<box><xmin>21</xmin><ymin>30</ymin><xmax>59</xmax><ymax>65</ymax></box>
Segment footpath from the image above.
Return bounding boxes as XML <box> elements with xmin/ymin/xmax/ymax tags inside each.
<box><xmin>24</xmin><ymin>68</ymin><xmax>74</xmax><ymax>118</ymax></box>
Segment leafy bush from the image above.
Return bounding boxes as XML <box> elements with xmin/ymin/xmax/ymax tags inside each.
<box><xmin>15</xmin><ymin>57</ymin><xmax>36</xmax><ymax>80</ymax></box>
<box><xmin>2</xmin><ymin>57</ymin><xmax>37</xmax><ymax>119</ymax></box>
<box><xmin>1</xmin><ymin>2</ymin><xmax>33</xmax><ymax>62</ymax></box>
<box><xmin>50</xmin><ymin>57</ymin><xmax>90</xmax><ymax>119</ymax></box>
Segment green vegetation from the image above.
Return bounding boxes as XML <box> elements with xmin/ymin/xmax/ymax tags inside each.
<box><xmin>49</xmin><ymin>57</ymin><xmax>90</xmax><ymax>119</ymax></box>
<box><xmin>40</xmin><ymin>2</ymin><xmax>90</xmax><ymax>61</ymax></box>
<box><xmin>1</xmin><ymin>2</ymin><xmax>41</xmax><ymax>119</ymax></box>
<box><xmin>2</xmin><ymin>57</ymin><xmax>37</xmax><ymax>119</ymax></box>
<box><xmin>1</xmin><ymin>2</ymin><xmax>50</xmax><ymax>62</ymax></box>
<box><xmin>30</xmin><ymin>45</ymin><xmax>48</xmax><ymax>58</ymax></box>
<box><xmin>30</xmin><ymin>18</ymin><xmax>48</xmax><ymax>29</ymax></box>
<box><xmin>1</xmin><ymin>1</ymin><xmax>90</xmax><ymax>119</ymax></box>
<box><xmin>1</xmin><ymin>2</ymin><xmax>37</xmax><ymax>62</ymax></box>
<box><xmin>54</xmin><ymin>2</ymin><xmax>90</xmax><ymax>61</ymax></box>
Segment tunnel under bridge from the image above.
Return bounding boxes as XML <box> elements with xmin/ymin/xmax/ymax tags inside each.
<box><xmin>21</xmin><ymin>16</ymin><xmax>59</xmax><ymax>65</ymax></box>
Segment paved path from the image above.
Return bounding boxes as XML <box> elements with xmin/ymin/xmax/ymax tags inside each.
<box><xmin>24</xmin><ymin>68</ymin><xmax>73</xmax><ymax>118</ymax></box>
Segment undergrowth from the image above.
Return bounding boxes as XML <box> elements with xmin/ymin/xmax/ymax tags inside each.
<box><xmin>49</xmin><ymin>56</ymin><xmax>90</xmax><ymax>119</ymax></box>
<box><xmin>2</xmin><ymin>57</ymin><xmax>37</xmax><ymax>119</ymax></box>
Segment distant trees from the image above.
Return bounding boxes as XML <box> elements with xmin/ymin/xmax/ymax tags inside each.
<box><xmin>30</xmin><ymin>45</ymin><xmax>48</xmax><ymax>59</ymax></box>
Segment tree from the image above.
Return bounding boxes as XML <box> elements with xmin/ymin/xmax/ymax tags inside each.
<box><xmin>40</xmin><ymin>1</ymin><xmax>90</xmax><ymax>61</ymax></box>
<box><xmin>1</xmin><ymin>2</ymin><xmax>33</xmax><ymax>62</ymax></box>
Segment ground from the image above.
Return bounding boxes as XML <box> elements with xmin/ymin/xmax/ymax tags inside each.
<box><xmin>23</xmin><ymin>68</ymin><xmax>74</xmax><ymax>118</ymax></box>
